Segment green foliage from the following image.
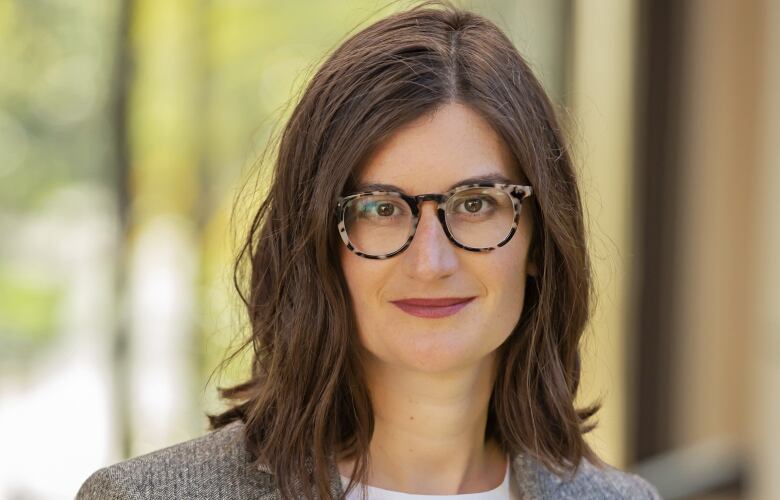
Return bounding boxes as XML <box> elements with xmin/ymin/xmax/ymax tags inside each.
<box><xmin>0</xmin><ymin>264</ymin><xmax>61</xmax><ymax>359</ymax></box>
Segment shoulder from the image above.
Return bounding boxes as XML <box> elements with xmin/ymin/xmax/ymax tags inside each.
<box><xmin>513</xmin><ymin>454</ymin><xmax>663</xmax><ymax>500</ymax></box>
<box><xmin>75</xmin><ymin>420</ymin><xmax>277</xmax><ymax>500</ymax></box>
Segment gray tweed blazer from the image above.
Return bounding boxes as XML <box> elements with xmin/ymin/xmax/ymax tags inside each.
<box><xmin>76</xmin><ymin>420</ymin><xmax>662</xmax><ymax>499</ymax></box>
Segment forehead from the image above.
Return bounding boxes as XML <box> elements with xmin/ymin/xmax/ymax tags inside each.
<box><xmin>354</xmin><ymin>102</ymin><xmax>520</xmax><ymax>193</ymax></box>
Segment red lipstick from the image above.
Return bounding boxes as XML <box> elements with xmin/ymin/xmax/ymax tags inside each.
<box><xmin>390</xmin><ymin>297</ymin><xmax>475</xmax><ymax>318</ymax></box>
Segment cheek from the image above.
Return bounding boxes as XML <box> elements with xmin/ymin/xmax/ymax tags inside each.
<box><xmin>339</xmin><ymin>251</ymin><xmax>392</xmax><ymax>360</ymax></box>
<box><xmin>485</xmin><ymin>232</ymin><xmax>531</xmax><ymax>331</ymax></box>
<box><xmin>340</xmin><ymin>247</ymin><xmax>362</xmax><ymax>302</ymax></box>
<box><xmin>491</xmin><ymin>256</ymin><xmax>527</xmax><ymax>329</ymax></box>
<box><xmin>340</xmin><ymin>247</ymin><xmax>381</xmax><ymax>321</ymax></box>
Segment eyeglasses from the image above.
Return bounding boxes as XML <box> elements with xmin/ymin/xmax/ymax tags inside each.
<box><xmin>334</xmin><ymin>182</ymin><xmax>533</xmax><ymax>259</ymax></box>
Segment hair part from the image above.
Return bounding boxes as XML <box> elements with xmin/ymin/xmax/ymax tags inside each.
<box><xmin>208</xmin><ymin>1</ymin><xmax>603</xmax><ymax>498</ymax></box>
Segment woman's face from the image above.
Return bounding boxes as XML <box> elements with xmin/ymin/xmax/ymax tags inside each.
<box><xmin>339</xmin><ymin>102</ymin><xmax>536</xmax><ymax>373</ymax></box>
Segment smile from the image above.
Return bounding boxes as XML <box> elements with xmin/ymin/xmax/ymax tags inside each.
<box><xmin>390</xmin><ymin>297</ymin><xmax>475</xmax><ymax>318</ymax></box>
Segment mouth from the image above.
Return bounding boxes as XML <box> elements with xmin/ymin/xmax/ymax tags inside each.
<box><xmin>390</xmin><ymin>297</ymin><xmax>476</xmax><ymax>319</ymax></box>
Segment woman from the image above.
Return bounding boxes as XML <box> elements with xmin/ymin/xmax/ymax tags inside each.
<box><xmin>77</xmin><ymin>1</ymin><xmax>662</xmax><ymax>499</ymax></box>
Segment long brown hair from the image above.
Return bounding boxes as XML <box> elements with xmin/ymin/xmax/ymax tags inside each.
<box><xmin>208</xmin><ymin>1</ymin><xmax>603</xmax><ymax>498</ymax></box>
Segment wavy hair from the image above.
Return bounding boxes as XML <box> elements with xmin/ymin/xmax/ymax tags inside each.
<box><xmin>208</xmin><ymin>2</ymin><xmax>603</xmax><ymax>498</ymax></box>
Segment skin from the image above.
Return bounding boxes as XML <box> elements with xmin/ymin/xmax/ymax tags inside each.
<box><xmin>337</xmin><ymin>101</ymin><xmax>537</xmax><ymax>494</ymax></box>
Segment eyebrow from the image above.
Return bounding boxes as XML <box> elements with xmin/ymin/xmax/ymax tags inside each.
<box><xmin>354</xmin><ymin>173</ymin><xmax>514</xmax><ymax>194</ymax></box>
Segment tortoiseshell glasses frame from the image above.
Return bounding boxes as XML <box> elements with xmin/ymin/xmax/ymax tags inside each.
<box><xmin>334</xmin><ymin>182</ymin><xmax>534</xmax><ymax>260</ymax></box>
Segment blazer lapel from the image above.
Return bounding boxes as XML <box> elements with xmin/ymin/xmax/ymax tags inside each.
<box><xmin>511</xmin><ymin>452</ymin><xmax>545</xmax><ymax>499</ymax></box>
<box><xmin>256</xmin><ymin>456</ymin><xmax>345</xmax><ymax>499</ymax></box>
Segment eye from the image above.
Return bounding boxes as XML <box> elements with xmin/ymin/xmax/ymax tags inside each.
<box><xmin>365</xmin><ymin>201</ymin><xmax>399</xmax><ymax>217</ymax></box>
<box><xmin>354</xmin><ymin>196</ymin><xmax>408</xmax><ymax>220</ymax></box>
<box><xmin>460</xmin><ymin>197</ymin><xmax>492</xmax><ymax>213</ymax></box>
<box><xmin>451</xmin><ymin>193</ymin><xmax>499</xmax><ymax>216</ymax></box>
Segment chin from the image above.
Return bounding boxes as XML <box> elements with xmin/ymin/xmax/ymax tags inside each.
<box><xmin>389</xmin><ymin>337</ymin><xmax>491</xmax><ymax>373</ymax></box>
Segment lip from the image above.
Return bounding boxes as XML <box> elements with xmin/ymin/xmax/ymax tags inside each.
<box><xmin>390</xmin><ymin>297</ymin><xmax>476</xmax><ymax>318</ymax></box>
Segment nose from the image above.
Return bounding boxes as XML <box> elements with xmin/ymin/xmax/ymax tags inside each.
<box><xmin>402</xmin><ymin>200</ymin><xmax>458</xmax><ymax>279</ymax></box>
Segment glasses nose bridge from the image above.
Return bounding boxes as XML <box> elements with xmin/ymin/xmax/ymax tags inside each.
<box><xmin>410</xmin><ymin>193</ymin><xmax>448</xmax><ymax>241</ymax></box>
<box><xmin>413</xmin><ymin>193</ymin><xmax>446</xmax><ymax>212</ymax></box>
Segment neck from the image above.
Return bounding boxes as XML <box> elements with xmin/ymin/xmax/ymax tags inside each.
<box><xmin>338</xmin><ymin>350</ymin><xmax>507</xmax><ymax>494</ymax></box>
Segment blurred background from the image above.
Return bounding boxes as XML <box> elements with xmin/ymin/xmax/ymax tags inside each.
<box><xmin>0</xmin><ymin>0</ymin><xmax>777</xmax><ymax>498</ymax></box>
